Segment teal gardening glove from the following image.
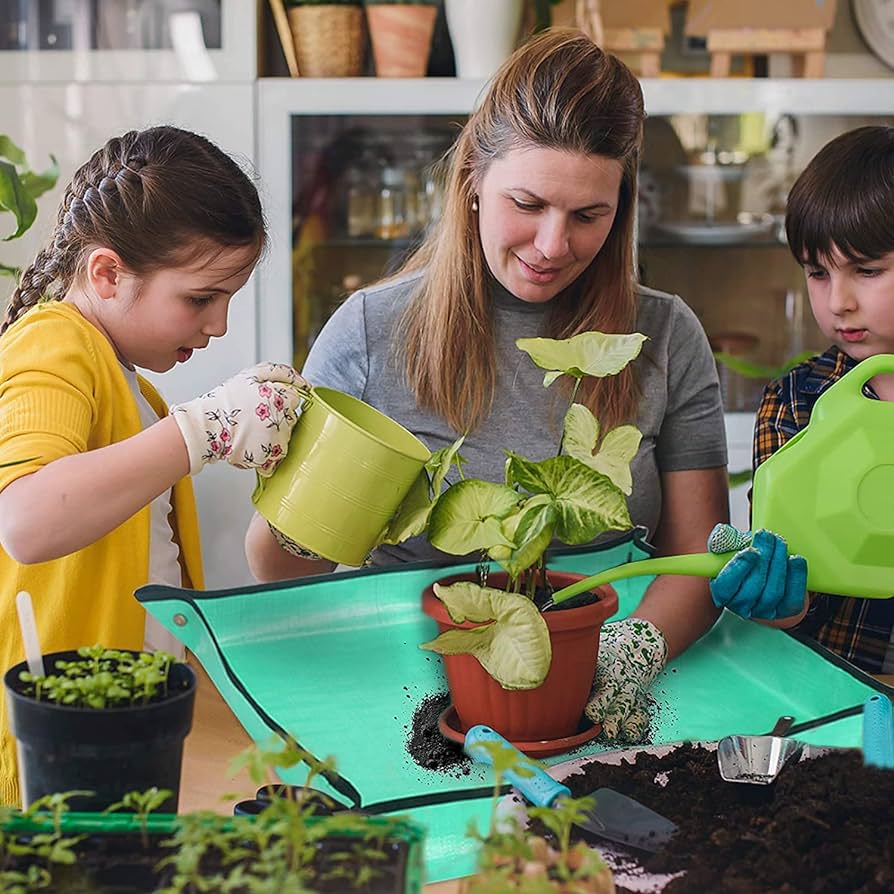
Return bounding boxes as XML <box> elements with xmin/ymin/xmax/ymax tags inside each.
<box><xmin>585</xmin><ymin>618</ymin><xmax>668</xmax><ymax>742</ymax></box>
<box><xmin>708</xmin><ymin>524</ymin><xmax>808</xmax><ymax>620</ymax></box>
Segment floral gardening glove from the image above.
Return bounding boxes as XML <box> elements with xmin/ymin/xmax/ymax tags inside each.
<box><xmin>267</xmin><ymin>521</ymin><xmax>324</xmax><ymax>561</ymax></box>
<box><xmin>584</xmin><ymin>618</ymin><xmax>668</xmax><ymax>742</ymax></box>
<box><xmin>171</xmin><ymin>362</ymin><xmax>307</xmax><ymax>476</ymax></box>
<box><xmin>708</xmin><ymin>524</ymin><xmax>808</xmax><ymax>620</ymax></box>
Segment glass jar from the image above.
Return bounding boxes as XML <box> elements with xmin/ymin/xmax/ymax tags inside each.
<box><xmin>376</xmin><ymin>165</ymin><xmax>408</xmax><ymax>240</ymax></box>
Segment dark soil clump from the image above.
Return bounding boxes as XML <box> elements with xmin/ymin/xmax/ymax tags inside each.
<box><xmin>559</xmin><ymin>744</ymin><xmax>894</xmax><ymax>893</ymax></box>
<box><xmin>406</xmin><ymin>691</ymin><xmax>471</xmax><ymax>776</ymax></box>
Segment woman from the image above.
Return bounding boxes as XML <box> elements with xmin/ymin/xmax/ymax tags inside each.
<box><xmin>246</xmin><ymin>29</ymin><xmax>804</xmax><ymax>741</ymax></box>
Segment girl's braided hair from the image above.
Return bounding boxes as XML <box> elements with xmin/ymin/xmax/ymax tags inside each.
<box><xmin>2</xmin><ymin>125</ymin><xmax>265</xmax><ymax>335</ymax></box>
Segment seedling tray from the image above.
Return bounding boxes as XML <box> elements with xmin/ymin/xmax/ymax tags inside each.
<box><xmin>1</xmin><ymin>810</ymin><xmax>425</xmax><ymax>893</ymax></box>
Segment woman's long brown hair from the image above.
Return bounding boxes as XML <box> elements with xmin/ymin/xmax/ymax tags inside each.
<box><xmin>397</xmin><ymin>28</ymin><xmax>645</xmax><ymax>434</ymax></box>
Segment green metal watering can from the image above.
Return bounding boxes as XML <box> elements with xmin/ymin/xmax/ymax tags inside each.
<box><xmin>252</xmin><ymin>386</ymin><xmax>431</xmax><ymax>567</ymax></box>
<box><xmin>551</xmin><ymin>354</ymin><xmax>894</xmax><ymax>605</ymax></box>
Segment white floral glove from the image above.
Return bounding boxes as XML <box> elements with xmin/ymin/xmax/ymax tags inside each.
<box><xmin>171</xmin><ymin>362</ymin><xmax>307</xmax><ymax>476</ymax></box>
<box><xmin>267</xmin><ymin>521</ymin><xmax>324</xmax><ymax>561</ymax></box>
<box><xmin>584</xmin><ymin>618</ymin><xmax>668</xmax><ymax>742</ymax></box>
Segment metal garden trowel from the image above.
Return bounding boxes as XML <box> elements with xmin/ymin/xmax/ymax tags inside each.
<box><xmin>464</xmin><ymin>724</ymin><xmax>677</xmax><ymax>852</ymax></box>
<box><xmin>543</xmin><ymin>353</ymin><xmax>894</xmax><ymax>610</ymax></box>
<box><xmin>716</xmin><ymin>716</ymin><xmax>803</xmax><ymax>785</ymax></box>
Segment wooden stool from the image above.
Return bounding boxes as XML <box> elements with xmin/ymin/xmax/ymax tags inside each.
<box><xmin>706</xmin><ymin>27</ymin><xmax>828</xmax><ymax>78</ymax></box>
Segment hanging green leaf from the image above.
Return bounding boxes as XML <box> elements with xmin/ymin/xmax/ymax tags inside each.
<box><xmin>420</xmin><ymin>583</ymin><xmax>551</xmax><ymax>689</ymax></box>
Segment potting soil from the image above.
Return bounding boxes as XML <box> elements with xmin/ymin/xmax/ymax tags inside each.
<box><xmin>554</xmin><ymin>744</ymin><xmax>894</xmax><ymax>894</ymax></box>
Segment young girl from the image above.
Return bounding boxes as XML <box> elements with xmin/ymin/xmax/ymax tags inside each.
<box><xmin>0</xmin><ymin>125</ymin><xmax>305</xmax><ymax>803</ymax></box>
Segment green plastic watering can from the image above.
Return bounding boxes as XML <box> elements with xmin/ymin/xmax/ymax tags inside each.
<box><xmin>551</xmin><ymin>354</ymin><xmax>894</xmax><ymax>606</ymax></box>
<box><xmin>252</xmin><ymin>386</ymin><xmax>431</xmax><ymax>567</ymax></box>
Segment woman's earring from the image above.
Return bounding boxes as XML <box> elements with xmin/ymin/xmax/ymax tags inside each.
<box><xmin>471</xmin><ymin>198</ymin><xmax>479</xmax><ymax>212</ymax></box>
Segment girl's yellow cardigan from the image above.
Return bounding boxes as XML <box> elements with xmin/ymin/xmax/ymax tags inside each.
<box><xmin>0</xmin><ymin>302</ymin><xmax>204</xmax><ymax>804</ymax></box>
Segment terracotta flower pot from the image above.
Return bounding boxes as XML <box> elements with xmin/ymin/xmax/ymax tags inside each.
<box><xmin>366</xmin><ymin>4</ymin><xmax>437</xmax><ymax>77</ymax></box>
<box><xmin>421</xmin><ymin>571</ymin><xmax>619</xmax><ymax>742</ymax></box>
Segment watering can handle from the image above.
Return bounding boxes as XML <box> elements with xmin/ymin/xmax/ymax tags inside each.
<box><xmin>821</xmin><ymin>353</ymin><xmax>894</xmax><ymax>404</ymax></box>
<box><xmin>550</xmin><ymin>551</ymin><xmax>733</xmax><ymax>606</ymax></box>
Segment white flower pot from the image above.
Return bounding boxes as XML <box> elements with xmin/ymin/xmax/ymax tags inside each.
<box><xmin>445</xmin><ymin>0</ymin><xmax>524</xmax><ymax>80</ymax></box>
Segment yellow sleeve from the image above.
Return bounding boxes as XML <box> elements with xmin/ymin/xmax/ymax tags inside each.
<box><xmin>0</xmin><ymin>310</ymin><xmax>99</xmax><ymax>490</ymax></box>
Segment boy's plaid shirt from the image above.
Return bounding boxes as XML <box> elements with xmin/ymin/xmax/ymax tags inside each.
<box><xmin>754</xmin><ymin>345</ymin><xmax>894</xmax><ymax>673</ymax></box>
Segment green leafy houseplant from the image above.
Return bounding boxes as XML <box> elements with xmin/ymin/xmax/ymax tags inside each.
<box><xmin>407</xmin><ymin>332</ymin><xmax>646</xmax><ymax>692</ymax></box>
<box><xmin>0</xmin><ymin>134</ymin><xmax>58</xmax><ymax>286</ymax></box>
<box><xmin>463</xmin><ymin>738</ymin><xmax>614</xmax><ymax>894</ymax></box>
<box><xmin>0</xmin><ymin>737</ymin><xmax>424</xmax><ymax>894</ymax></box>
<box><xmin>4</xmin><ymin>645</ymin><xmax>196</xmax><ymax>813</ymax></box>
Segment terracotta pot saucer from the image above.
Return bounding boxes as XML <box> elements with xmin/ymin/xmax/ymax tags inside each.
<box><xmin>437</xmin><ymin>704</ymin><xmax>602</xmax><ymax>759</ymax></box>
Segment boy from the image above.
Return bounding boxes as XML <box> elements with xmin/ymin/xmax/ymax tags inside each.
<box><xmin>753</xmin><ymin>125</ymin><xmax>894</xmax><ymax>672</ymax></box>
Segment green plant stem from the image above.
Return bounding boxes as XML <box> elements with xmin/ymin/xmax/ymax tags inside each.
<box><xmin>556</xmin><ymin>376</ymin><xmax>583</xmax><ymax>457</ymax></box>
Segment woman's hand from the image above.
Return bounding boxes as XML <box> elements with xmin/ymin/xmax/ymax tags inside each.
<box><xmin>708</xmin><ymin>525</ymin><xmax>808</xmax><ymax>621</ymax></box>
<box><xmin>584</xmin><ymin>618</ymin><xmax>668</xmax><ymax>742</ymax></box>
<box><xmin>171</xmin><ymin>362</ymin><xmax>306</xmax><ymax>476</ymax></box>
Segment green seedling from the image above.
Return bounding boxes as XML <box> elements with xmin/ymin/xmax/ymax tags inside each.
<box><xmin>17</xmin><ymin>645</ymin><xmax>175</xmax><ymax>709</ymax></box>
<box><xmin>412</xmin><ymin>331</ymin><xmax>645</xmax><ymax>689</ymax></box>
<box><xmin>465</xmin><ymin>739</ymin><xmax>609</xmax><ymax>892</ymax></box>
<box><xmin>105</xmin><ymin>787</ymin><xmax>173</xmax><ymax>850</ymax></box>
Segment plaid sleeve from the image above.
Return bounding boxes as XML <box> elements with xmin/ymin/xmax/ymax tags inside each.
<box><xmin>752</xmin><ymin>376</ymin><xmax>802</xmax><ymax>471</ymax></box>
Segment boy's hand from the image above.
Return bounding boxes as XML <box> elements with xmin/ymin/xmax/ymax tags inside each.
<box><xmin>172</xmin><ymin>362</ymin><xmax>307</xmax><ymax>476</ymax></box>
<box><xmin>708</xmin><ymin>525</ymin><xmax>808</xmax><ymax>620</ymax></box>
<box><xmin>584</xmin><ymin>618</ymin><xmax>667</xmax><ymax>742</ymax></box>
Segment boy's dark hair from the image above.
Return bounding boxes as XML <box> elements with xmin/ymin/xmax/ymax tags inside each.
<box><xmin>2</xmin><ymin>125</ymin><xmax>265</xmax><ymax>335</ymax></box>
<box><xmin>786</xmin><ymin>125</ymin><xmax>894</xmax><ymax>268</ymax></box>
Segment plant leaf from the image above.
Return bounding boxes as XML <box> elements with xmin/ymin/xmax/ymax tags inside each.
<box><xmin>562</xmin><ymin>403</ymin><xmax>599</xmax><ymax>456</ymax></box>
<box><xmin>0</xmin><ymin>159</ymin><xmax>37</xmax><ymax>241</ymax></box>
<box><xmin>421</xmin><ymin>583</ymin><xmax>551</xmax><ymax>689</ymax></box>
<box><xmin>426</xmin><ymin>434</ymin><xmax>466</xmax><ymax>495</ymax></box>
<box><xmin>428</xmin><ymin>479</ymin><xmax>519</xmax><ymax>555</ymax></box>
<box><xmin>496</xmin><ymin>500</ymin><xmax>557</xmax><ymax>580</ymax></box>
<box><xmin>376</xmin><ymin>470</ymin><xmax>433</xmax><ymax>545</ymax></box>
<box><xmin>517</xmin><ymin>331</ymin><xmax>647</xmax><ymax>384</ymax></box>
<box><xmin>0</xmin><ymin>135</ymin><xmax>26</xmax><ymax>166</ymax></box>
<box><xmin>505</xmin><ymin>453</ymin><xmax>631</xmax><ymax>543</ymax></box>
<box><xmin>590</xmin><ymin>425</ymin><xmax>641</xmax><ymax>496</ymax></box>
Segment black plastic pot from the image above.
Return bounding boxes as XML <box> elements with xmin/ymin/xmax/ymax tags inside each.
<box><xmin>4</xmin><ymin>649</ymin><xmax>196</xmax><ymax>812</ymax></box>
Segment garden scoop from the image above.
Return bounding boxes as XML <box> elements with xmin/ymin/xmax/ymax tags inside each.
<box><xmin>544</xmin><ymin>353</ymin><xmax>894</xmax><ymax>610</ymax></box>
<box><xmin>716</xmin><ymin>716</ymin><xmax>803</xmax><ymax>785</ymax></box>
<box><xmin>464</xmin><ymin>724</ymin><xmax>677</xmax><ymax>852</ymax></box>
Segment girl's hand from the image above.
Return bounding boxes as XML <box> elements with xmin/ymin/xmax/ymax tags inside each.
<box><xmin>708</xmin><ymin>525</ymin><xmax>808</xmax><ymax>620</ymax></box>
<box><xmin>171</xmin><ymin>362</ymin><xmax>307</xmax><ymax>476</ymax></box>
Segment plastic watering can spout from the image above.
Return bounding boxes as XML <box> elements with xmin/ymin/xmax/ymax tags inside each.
<box><xmin>550</xmin><ymin>353</ymin><xmax>894</xmax><ymax>608</ymax></box>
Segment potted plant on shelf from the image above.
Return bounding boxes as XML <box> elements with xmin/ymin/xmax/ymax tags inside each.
<box><xmin>0</xmin><ymin>736</ymin><xmax>425</xmax><ymax>894</ymax></box>
<box><xmin>283</xmin><ymin>0</ymin><xmax>367</xmax><ymax>78</ymax></box>
<box><xmin>3</xmin><ymin>645</ymin><xmax>196</xmax><ymax>812</ymax></box>
<box><xmin>408</xmin><ymin>332</ymin><xmax>645</xmax><ymax>745</ymax></box>
<box><xmin>364</xmin><ymin>0</ymin><xmax>439</xmax><ymax>77</ymax></box>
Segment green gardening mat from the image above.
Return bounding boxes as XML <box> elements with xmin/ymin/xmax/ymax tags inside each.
<box><xmin>137</xmin><ymin>530</ymin><xmax>893</xmax><ymax>884</ymax></box>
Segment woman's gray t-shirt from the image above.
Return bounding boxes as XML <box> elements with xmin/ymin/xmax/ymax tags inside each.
<box><xmin>302</xmin><ymin>273</ymin><xmax>727</xmax><ymax>564</ymax></box>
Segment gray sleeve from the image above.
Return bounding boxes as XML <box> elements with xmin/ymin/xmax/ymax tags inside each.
<box><xmin>656</xmin><ymin>300</ymin><xmax>727</xmax><ymax>471</ymax></box>
<box><xmin>301</xmin><ymin>290</ymin><xmax>369</xmax><ymax>401</ymax></box>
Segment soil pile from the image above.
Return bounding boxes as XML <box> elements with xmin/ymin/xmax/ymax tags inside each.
<box><xmin>562</xmin><ymin>744</ymin><xmax>894</xmax><ymax>894</ymax></box>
